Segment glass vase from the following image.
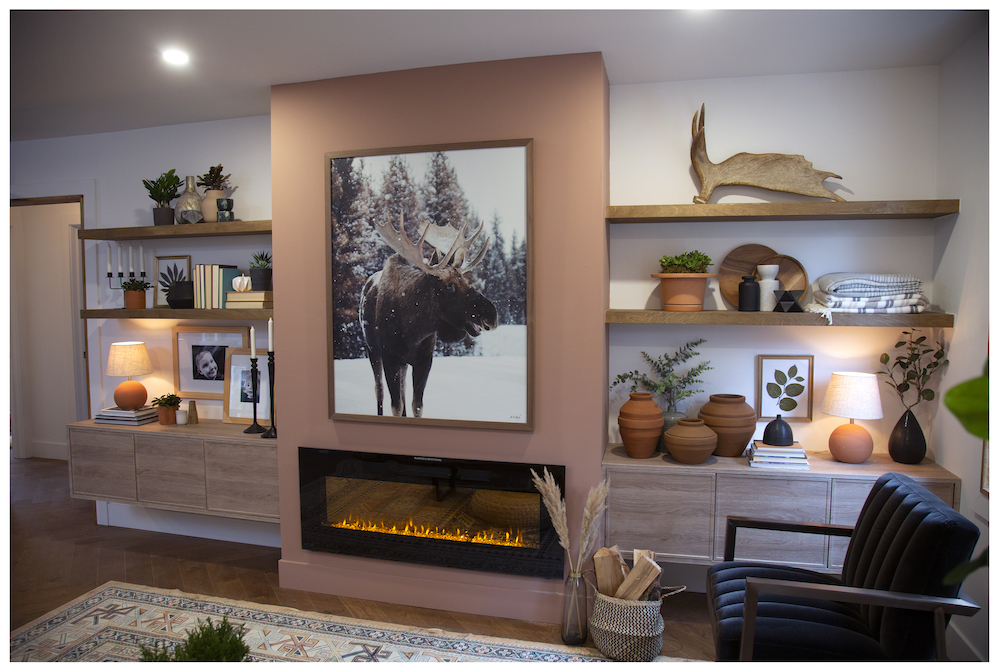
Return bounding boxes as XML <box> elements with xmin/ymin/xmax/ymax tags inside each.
<box><xmin>561</xmin><ymin>571</ymin><xmax>588</xmax><ymax>646</ymax></box>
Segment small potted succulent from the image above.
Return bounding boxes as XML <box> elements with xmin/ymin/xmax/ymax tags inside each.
<box><xmin>652</xmin><ymin>250</ymin><xmax>715</xmax><ymax>311</ymax></box>
<box><xmin>196</xmin><ymin>164</ymin><xmax>232</xmax><ymax>223</ymax></box>
<box><xmin>142</xmin><ymin>169</ymin><xmax>183</xmax><ymax>226</ymax></box>
<box><xmin>121</xmin><ymin>278</ymin><xmax>153</xmax><ymax>310</ymax></box>
<box><xmin>248</xmin><ymin>249</ymin><xmax>272</xmax><ymax>292</ymax></box>
<box><xmin>151</xmin><ymin>393</ymin><xmax>182</xmax><ymax>425</ymax></box>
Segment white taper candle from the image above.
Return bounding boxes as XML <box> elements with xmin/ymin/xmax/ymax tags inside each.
<box><xmin>117</xmin><ymin>244</ymin><xmax>122</xmax><ymax>274</ymax></box>
<box><xmin>268</xmin><ymin>317</ymin><xmax>273</xmax><ymax>351</ymax></box>
<box><xmin>250</xmin><ymin>326</ymin><xmax>256</xmax><ymax>359</ymax></box>
<box><xmin>139</xmin><ymin>242</ymin><xmax>145</xmax><ymax>273</ymax></box>
<box><xmin>129</xmin><ymin>243</ymin><xmax>134</xmax><ymax>273</ymax></box>
<box><xmin>107</xmin><ymin>243</ymin><xmax>112</xmax><ymax>274</ymax></box>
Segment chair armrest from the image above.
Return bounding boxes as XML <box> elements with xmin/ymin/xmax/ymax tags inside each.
<box><xmin>724</xmin><ymin>516</ymin><xmax>855</xmax><ymax>561</ymax></box>
<box><xmin>739</xmin><ymin>577</ymin><xmax>981</xmax><ymax>661</ymax></box>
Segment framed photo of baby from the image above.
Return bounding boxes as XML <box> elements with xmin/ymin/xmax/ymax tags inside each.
<box><xmin>172</xmin><ymin>326</ymin><xmax>249</xmax><ymax>400</ymax></box>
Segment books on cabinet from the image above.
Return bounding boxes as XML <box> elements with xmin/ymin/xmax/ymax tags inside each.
<box><xmin>94</xmin><ymin>405</ymin><xmax>157</xmax><ymax>426</ymax></box>
<box><xmin>225</xmin><ymin>290</ymin><xmax>273</xmax><ymax>309</ymax></box>
<box><xmin>747</xmin><ymin>440</ymin><xmax>809</xmax><ymax>470</ymax></box>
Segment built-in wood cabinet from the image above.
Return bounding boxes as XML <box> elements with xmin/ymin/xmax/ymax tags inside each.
<box><xmin>601</xmin><ymin>444</ymin><xmax>960</xmax><ymax>572</ymax></box>
<box><xmin>68</xmin><ymin>420</ymin><xmax>279</xmax><ymax>523</ymax></box>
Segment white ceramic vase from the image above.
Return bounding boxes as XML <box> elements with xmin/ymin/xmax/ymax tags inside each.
<box><xmin>757</xmin><ymin>264</ymin><xmax>780</xmax><ymax>312</ymax></box>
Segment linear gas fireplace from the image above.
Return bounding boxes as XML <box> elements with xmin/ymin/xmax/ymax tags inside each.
<box><xmin>299</xmin><ymin>447</ymin><xmax>565</xmax><ymax>579</ymax></box>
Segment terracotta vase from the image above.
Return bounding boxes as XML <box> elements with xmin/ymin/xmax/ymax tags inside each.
<box><xmin>124</xmin><ymin>290</ymin><xmax>146</xmax><ymax>310</ymax></box>
<box><xmin>664</xmin><ymin>418</ymin><xmax>718</xmax><ymax>464</ymax></box>
<box><xmin>200</xmin><ymin>189</ymin><xmax>225</xmax><ymax>223</ymax></box>
<box><xmin>698</xmin><ymin>394</ymin><xmax>757</xmax><ymax>457</ymax></box>
<box><xmin>618</xmin><ymin>392</ymin><xmax>664</xmax><ymax>459</ymax></box>
<box><xmin>651</xmin><ymin>273</ymin><xmax>716</xmax><ymax>311</ymax></box>
<box><xmin>157</xmin><ymin>406</ymin><xmax>177</xmax><ymax>425</ymax></box>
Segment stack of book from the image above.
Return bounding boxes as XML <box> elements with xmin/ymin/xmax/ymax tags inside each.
<box><xmin>747</xmin><ymin>440</ymin><xmax>809</xmax><ymax>470</ymax></box>
<box><xmin>225</xmin><ymin>290</ymin><xmax>273</xmax><ymax>309</ymax></box>
<box><xmin>193</xmin><ymin>264</ymin><xmax>240</xmax><ymax>309</ymax></box>
<box><xmin>94</xmin><ymin>405</ymin><xmax>157</xmax><ymax>426</ymax></box>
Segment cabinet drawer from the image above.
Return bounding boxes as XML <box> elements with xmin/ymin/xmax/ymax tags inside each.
<box><xmin>69</xmin><ymin>428</ymin><xmax>136</xmax><ymax>501</ymax></box>
<box><xmin>606</xmin><ymin>470</ymin><xmax>715</xmax><ymax>562</ymax></box>
<box><xmin>715</xmin><ymin>474</ymin><xmax>830</xmax><ymax>566</ymax></box>
<box><xmin>135</xmin><ymin>434</ymin><xmax>207</xmax><ymax>509</ymax></box>
<box><xmin>205</xmin><ymin>440</ymin><xmax>279</xmax><ymax>520</ymax></box>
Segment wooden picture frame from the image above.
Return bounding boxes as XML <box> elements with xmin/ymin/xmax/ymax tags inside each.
<box><xmin>172</xmin><ymin>326</ymin><xmax>249</xmax><ymax>400</ymax></box>
<box><xmin>223</xmin><ymin>348</ymin><xmax>272</xmax><ymax>424</ymax></box>
<box><xmin>756</xmin><ymin>354</ymin><xmax>814</xmax><ymax>421</ymax></box>
<box><xmin>153</xmin><ymin>255</ymin><xmax>191</xmax><ymax>308</ymax></box>
<box><xmin>326</xmin><ymin>139</ymin><xmax>534</xmax><ymax>430</ymax></box>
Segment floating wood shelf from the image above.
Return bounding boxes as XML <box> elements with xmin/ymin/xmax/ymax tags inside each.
<box><xmin>77</xmin><ymin>219</ymin><xmax>272</xmax><ymax>240</ymax></box>
<box><xmin>605</xmin><ymin>309</ymin><xmax>954</xmax><ymax>328</ymax></box>
<box><xmin>81</xmin><ymin>308</ymin><xmax>273</xmax><ymax>320</ymax></box>
<box><xmin>606</xmin><ymin>200</ymin><xmax>959</xmax><ymax>223</ymax></box>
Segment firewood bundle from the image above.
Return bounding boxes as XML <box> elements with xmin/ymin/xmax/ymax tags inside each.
<box><xmin>593</xmin><ymin>546</ymin><xmax>661</xmax><ymax>601</ymax></box>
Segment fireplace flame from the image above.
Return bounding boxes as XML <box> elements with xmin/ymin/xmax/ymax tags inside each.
<box><xmin>329</xmin><ymin>516</ymin><xmax>527</xmax><ymax>548</ymax></box>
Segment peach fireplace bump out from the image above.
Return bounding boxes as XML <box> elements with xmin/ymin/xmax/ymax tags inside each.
<box><xmin>272</xmin><ymin>53</ymin><xmax>610</xmax><ymax>623</ymax></box>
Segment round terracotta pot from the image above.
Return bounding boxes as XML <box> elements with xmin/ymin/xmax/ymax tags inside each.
<box><xmin>157</xmin><ymin>406</ymin><xmax>177</xmax><ymax>425</ymax></box>
<box><xmin>124</xmin><ymin>290</ymin><xmax>146</xmax><ymax>310</ymax></box>
<box><xmin>618</xmin><ymin>392</ymin><xmax>664</xmax><ymax>459</ymax></box>
<box><xmin>664</xmin><ymin>418</ymin><xmax>718</xmax><ymax>464</ymax></box>
<box><xmin>651</xmin><ymin>273</ymin><xmax>716</xmax><ymax>311</ymax></box>
<box><xmin>698</xmin><ymin>394</ymin><xmax>757</xmax><ymax>457</ymax></box>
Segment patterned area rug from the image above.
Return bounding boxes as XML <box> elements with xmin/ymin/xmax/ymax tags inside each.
<box><xmin>10</xmin><ymin>581</ymin><xmax>680</xmax><ymax>662</ymax></box>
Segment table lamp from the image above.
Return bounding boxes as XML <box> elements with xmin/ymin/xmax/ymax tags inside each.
<box><xmin>821</xmin><ymin>372</ymin><xmax>883</xmax><ymax>463</ymax></box>
<box><xmin>107</xmin><ymin>341</ymin><xmax>153</xmax><ymax>410</ymax></box>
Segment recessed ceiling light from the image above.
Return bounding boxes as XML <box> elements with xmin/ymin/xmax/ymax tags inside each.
<box><xmin>162</xmin><ymin>49</ymin><xmax>189</xmax><ymax>66</ymax></box>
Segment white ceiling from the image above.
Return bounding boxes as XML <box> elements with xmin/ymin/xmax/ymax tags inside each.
<box><xmin>10</xmin><ymin>9</ymin><xmax>988</xmax><ymax>142</ymax></box>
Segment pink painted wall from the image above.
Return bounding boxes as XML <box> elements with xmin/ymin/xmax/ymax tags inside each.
<box><xmin>271</xmin><ymin>53</ymin><xmax>609</xmax><ymax>622</ymax></box>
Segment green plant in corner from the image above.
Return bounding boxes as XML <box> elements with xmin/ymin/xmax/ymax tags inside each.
<box><xmin>139</xmin><ymin>616</ymin><xmax>250</xmax><ymax>662</ymax></box>
<box><xmin>142</xmin><ymin>169</ymin><xmax>183</xmax><ymax>208</ymax></box>
<box><xmin>877</xmin><ymin>329</ymin><xmax>949</xmax><ymax>410</ymax></box>
<box><xmin>196</xmin><ymin>164</ymin><xmax>232</xmax><ymax>192</ymax></box>
<box><xmin>250</xmin><ymin>250</ymin><xmax>272</xmax><ymax>269</ymax></box>
<box><xmin>659</xmin><ymin>250</ymin><xmax>713</xmax><ymax>273</ymax></box>
<box><xmin>767</xmin><ymin>364</ymin><xmax>806</xmax><ymax>412</ymax></box>
<box><xmin>121</xmin><ymin>278</ymin><xmax>153</xmax><ymax>292</ymax></box>
<box><xmin>150</xmin><ymin>393</ymin><xmax>182</xmax><ymax>408</ymax></box>
<box><xmin>610</xmin><ymin>339</ymin><xmax>712</xmax><ymax>414</ymax></box>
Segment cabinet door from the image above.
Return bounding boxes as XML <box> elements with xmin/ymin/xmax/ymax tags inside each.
<box><xmin>69</xmin><ymin>428</ymin><xmax>137</xmax><ymax>502</ymax></box>
<box><xmin>605</xmin><ymin>469</ymin><xmax>715</xmax><ymax>563</ymax></box>
<box><xmin>135</xmin><ymin>434</ymin><xmax>207</xmax><ymax>509</ymax></box>
<box><xmin>715</xmin><ymin>474</ymin><xmax>830</xmax><ymax>567</ymax></box>
<box><xmin>205</xmin><ymin>440</ymin><xmax>279</xmax><ymax>520</ymax></box>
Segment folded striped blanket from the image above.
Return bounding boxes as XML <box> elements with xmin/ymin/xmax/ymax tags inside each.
<box><xmin>812</xmin><ymin>290</ymin><xmax>928</xmax><ymax>310</ymax></box>
<box><xmin>816</xmin><ymin>272</ymin><xmax>922</xmax><ymax>298</ymax></box>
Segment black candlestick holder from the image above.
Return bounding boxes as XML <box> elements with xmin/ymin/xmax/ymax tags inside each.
<box><xmin>244</xmin><ymin>356</ymin><xmax>266</xmax><ymax>434</ymax></box>
<box><xmin>261</xmin><ymin>351</ymin><xmax>276</xmax><ymax>439</ymax></box>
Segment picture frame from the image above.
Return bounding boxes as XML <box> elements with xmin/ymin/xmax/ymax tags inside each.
<box><xmin>326</xmin><ymin>139</ymin><xmax>534</xmax><ymax>430</ymax></box>
<box><xmin>154</xmin><ymin>255</ymin><xmax>192</xmax><ymax>308</ymax></box>
<box><xmin>223</xmin><ymin>348</ymin><xmax>272</xmax><ymax>424</ymax></box>
<box><xmin>756</xmin><ymin>355</ymin><xmax>814</xmax><ymax>421</ymax></box>
<box><xmin>172</xmin><ymin>326</ymin><xmax>249</xmax><ymax>400</ymax></box>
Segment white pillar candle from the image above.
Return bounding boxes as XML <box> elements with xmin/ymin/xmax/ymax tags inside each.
<box><xmin>250</xmin><ymin>326</ymin><xmax>256</xmax><ymax>359</ymax></box>
<box><xmin>139</xmin><ymin>242</ymin><xmax>145</xmax><ymax>274</ymax></box>
<box><xmin>117</xmin><ymin>244</ymin><xmax>122</xmax><ymax>274</ymax></box>
<box><xmin>107</xmin><ymin>242</ymin><xmax>112</xmax><ymax>274</ymax></box>
<box><xmin>268</xmin><ymin>317</ymin><xmax>274</xmax><ymax>351</ymax></box>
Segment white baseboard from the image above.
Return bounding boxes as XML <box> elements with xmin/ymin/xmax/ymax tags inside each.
<box><xmin>96</xmin><ymin>501</ymin><xmax>280</xmax><ymax>548</ymax></box>
<box><xmin>29</xmin><ymin>440</ymin><xmax>69</xmax><ymax>460</ymax></box>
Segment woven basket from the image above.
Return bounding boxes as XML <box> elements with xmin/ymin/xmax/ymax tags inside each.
<box><xmin>588</xmin><ymin>586</ymin><xmax>685</xmax><ymax>662</ymax></box>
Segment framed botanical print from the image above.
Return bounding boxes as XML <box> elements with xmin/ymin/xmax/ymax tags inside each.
<box><xmin>756</xmin><ymin>355</ymin><xmax>814</xmax><ymax>421</ymax></box>
<box><xmin>154</xmin><ymin>255</ymin><xmax>191</xmax><ymax>308</ymax></box>
<box><xmin>326</xmin><ymin>139</ymin><xmax>533</xmax><ymax>430</ymax></box>
<box><xmin>172</xmin><ymin>326</ymin><xmax>249</xmax><ymax>400</ymax></box>
<box><xmin>223</xmin><ymin>348</ymin><xmax>272</xmax><ymax>424</ymax></box>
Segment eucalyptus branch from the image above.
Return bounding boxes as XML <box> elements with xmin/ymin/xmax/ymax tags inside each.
<box><xmin>611</xmin><ymin>339</ymin><xmax>711</xmax><ymax>413</ymax></box>
<box><xmin>878</xmin><ymin>329</ymin><xmax>949</xmax><ymax>411</ymax></box>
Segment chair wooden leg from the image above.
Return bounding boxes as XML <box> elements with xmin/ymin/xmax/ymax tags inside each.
<box><xmin>739</xmin><ymin>581</ymin><xmax>760</xmax><ymax>660</ymax></box>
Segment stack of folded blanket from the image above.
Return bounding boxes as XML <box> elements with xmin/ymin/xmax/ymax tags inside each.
<box><xmin>805</xmin><ymin>272</ymin><xmax>928</xmax><ymax>324</ymax></box>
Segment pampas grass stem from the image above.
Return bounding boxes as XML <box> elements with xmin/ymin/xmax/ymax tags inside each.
<box><xmin>532</xmin><ymin>467</ymin><xmax>609</xmax><ymax>574</ymax></box>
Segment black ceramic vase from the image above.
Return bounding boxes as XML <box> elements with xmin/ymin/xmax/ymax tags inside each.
<box><xmin>888</xmin><ymin>409</ymin><xmax>927</xmax><ymax>464</ymax></box>
<box><xmin>166</xmin><ymin>280</ymin><xmax>195</xmax><ymax>309</ymax></box>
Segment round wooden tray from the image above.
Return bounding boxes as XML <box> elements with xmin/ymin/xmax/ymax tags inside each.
<box><xmin>757</xmin><ymin>254</ymin><xmax>809</xmax><ymax>297</ymax></box>
<box><xmin>718</xmin><ymin>243</ymin><xmax>776</xmax><ymax>307</ymax></box>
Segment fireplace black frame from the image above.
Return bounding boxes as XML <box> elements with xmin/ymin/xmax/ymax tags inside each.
<box><xmin>299</xmin><ymin>447</ymin><xmax>565</xmax><ymax>579</ymax></box>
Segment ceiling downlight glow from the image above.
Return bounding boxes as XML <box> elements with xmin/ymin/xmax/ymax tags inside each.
<box><xmin>162</xmin><ymin>49</ymin><xmax>190</xmax><ymax>66</ymax></box>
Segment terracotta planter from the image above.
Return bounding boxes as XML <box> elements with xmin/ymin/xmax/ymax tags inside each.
<box><xmin>651</xmin><ymin>273</ymin><xmax>716</xmax><ymax>311</ymax></box>
<box><xmin>664</xmin><ymin>418</ymin><xmax>718</xmax><ymax>464</ymax></box>
<box><xmin>618</xmin><ymin>392</ymin><xmax>664</xmax><ymax>459</ymax></box>
<box><xmin>124</xmin><ymin>290</ymin><xmax>146</xmax><ymax>310</ymax></box>
<box><xmin>698</xmin><ymin>394</ymin><xmax>757</xmax><ymax>457</ymax></box>
<box><xmin>157</xmin><ymin>406</ymin><xmax>178</xmax><ymax>425</ymax></box>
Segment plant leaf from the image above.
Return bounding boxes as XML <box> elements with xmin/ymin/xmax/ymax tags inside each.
<box><xmin>944</xmin><ymin>366</ymin><xmax>988</xmax><ymax>440</ymax></box>
<box><xmin>766</xmin><ymin>382</ymin><xmax>782</xmax><ymax>399</ymax></box>
<box><xmin>787</xmin><ymin>365</ymin><xmax>798</xmax><ymax>378</ymax></box>
<box><xmin>784</xmin><ymin>383</ymin><xmax>805</xmax><ymax>398</ymax></box>
<box><xmin>778</xmin><ymin>398</ymin><xmax>798</xmax><ymax>411</ymax></box>
<box><xmin>774</xmin><ymin>370</ymin><xmax>787</xmax><ymax>385</ymax></box>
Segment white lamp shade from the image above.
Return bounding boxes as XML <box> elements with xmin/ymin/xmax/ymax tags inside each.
<box><xmin>106</xmin><ymin>341</ymin><xmax>153</xmax><ymax>377</ymax></box>
<box><xmin>821</xmin><ymin>372</ymin><xmax>883</xmax><ymax>420</ymax></box>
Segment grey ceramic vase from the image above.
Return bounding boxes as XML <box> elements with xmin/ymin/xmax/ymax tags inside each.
<box><xmin>175</xmin><ymin>176</ymin><xmax>203</xmax><ymax>224</ymax></box>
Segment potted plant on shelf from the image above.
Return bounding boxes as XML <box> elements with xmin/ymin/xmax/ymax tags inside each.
<box><xmin>196</xmin><ymin>164</ymin><xmax>232</xmax><ymax>223</ymax></box>
<box><xmin>151</xmin><ymin>393</ymin><xmax>182</xmax><ymax>425</ymax></box>
<box><xmin>248</xmin><ymin>250</ymin><xmax>272</xmax><ymax>291</ymax></box>
<box><xmin>142</xmin><ymin>169</ymin><xmax>183</xmax><ymax>226</ymax></box>
<box><xmin>877</xmin><ymin>329</ymin><xmax>949</xmax><ymax>464</ymax></box>
<box><xmin>652</xmin><ymin>250</ymin><xmax>715</xmax><ymax>311</ymax></box>
<box><xmin>121</xmin><ymin>278</ymin><xmax>153</xmax><ymax>309</ymax></box>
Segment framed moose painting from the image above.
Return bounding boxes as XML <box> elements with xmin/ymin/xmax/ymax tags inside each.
<box><xmin>326</xmin><ymin>139</ymin><xmax>533</xmax><ymax>430</ymax></box>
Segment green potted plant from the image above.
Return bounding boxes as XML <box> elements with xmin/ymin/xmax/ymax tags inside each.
<box><xmin>652</xmin><ymin>250</ymin><xmax>715</xmax><ymax>311</ymax></box>
<box><xmin>139</xmin><ymin>616</ymin><xmax>249</xmax><ymax>662</ymax></box>
<box><xmin>248</xmin><ymin>249</ymin><xmax>272</xmax><ymax>292</ymax></box>
<box><xmin>142</xmin><ymin>169</ymin><xmax>183</xmax><ymax>226</ymax></box>
<box><xmin>877</xmin><ymin>329</ymin><xmax>949</xmax><ymax>464</ymax></box>
<box><xmin>196</xmin><ymin>164</ymin><xmax>232</xmax><ymax>223</ymax></box>
<box><xmin>121</xmin><ymin>278</ymin><xmax>153</xmax><ymax>310</ymax></box>
<box><xmin>612</xmin><ymin>339</ymin><xmax>712</xmax><ymax>430</ymax></box>
<box><xmin>151</xmin><ymin>393</ymin><xmax>182</xmax><ymax>425</ymax></box>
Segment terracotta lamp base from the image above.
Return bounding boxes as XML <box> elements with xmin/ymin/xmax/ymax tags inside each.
<box><xmin>114</xmin><ymin>380</ymin><xmax>148</xmax><ymax>410</ymax></box>
<box><xmin>829</xmin><ymin>422</ymin><xmax>873</xmax><ymax>463</ymax></box>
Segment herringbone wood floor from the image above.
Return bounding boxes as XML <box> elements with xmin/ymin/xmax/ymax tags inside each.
<box><xmin>9</xmin><ymin>455</ymin><xmax>715</xmax><ymax>660</ymax></box>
